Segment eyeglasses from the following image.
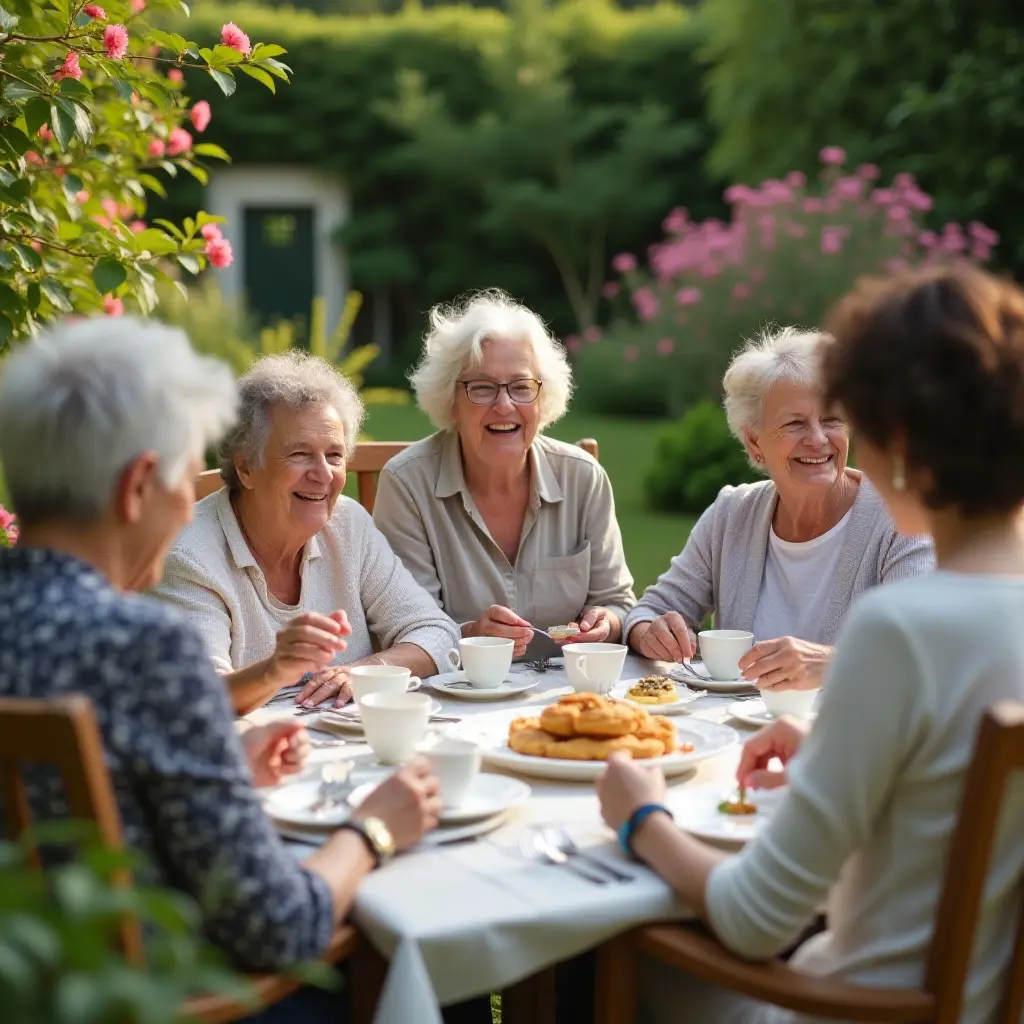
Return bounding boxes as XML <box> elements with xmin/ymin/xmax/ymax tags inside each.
<box><xmin>458</xmin><ymin>378</ymin><xmax>543</xmax><ymax>406</ymax></box>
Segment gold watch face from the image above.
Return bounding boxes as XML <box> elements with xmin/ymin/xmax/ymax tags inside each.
<box><xmin>360</xmin><ymin>816</ymin><xmax>396</xmax><ymax>861</ymax></box>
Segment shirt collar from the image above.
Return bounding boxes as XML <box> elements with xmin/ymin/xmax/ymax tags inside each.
<box><xmin>434</xmin><ymin>431</ymin><xmax>563</xmax><ymax>505</ymax></box>
<box><xmin>214</xmin><ymin>488</ymin><xmax>323</xmax><ymax>571</ymax></box>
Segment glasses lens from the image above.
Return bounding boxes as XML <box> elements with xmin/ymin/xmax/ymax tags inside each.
<box><xmin>466</xmin><ymin>382</ymin><xmax>499</xmax><ymax>404</ymax></box>
<box><xmin>508</xmin><ymin>380</ymin><xmax>541</xmax><ymax>403</ymax></box>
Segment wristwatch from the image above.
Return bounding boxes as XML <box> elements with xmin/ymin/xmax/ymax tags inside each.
<box><xmin>339</xmin><ymin>816</ymin><xmax>395</xmax><ymax>868</ymax></box>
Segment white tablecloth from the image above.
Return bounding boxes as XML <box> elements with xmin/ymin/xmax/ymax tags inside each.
<box><xmin>250</xmin><ymin>655</ymin><xmax>758</xmax><ymax>1024</ymax></box>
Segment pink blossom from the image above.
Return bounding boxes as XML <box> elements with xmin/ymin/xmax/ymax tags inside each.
<box><xmin>802</xmin><ymin>198</ymin><xmax>823</xmax><ymax>213</ymax></box>
<box><xmin>75</xmin><ymin>189</ymin><xmax>89</xmax><ymax>204</ymax></box>
<box><xmin>148</xmin><ymin>138</ymin><xmax>165</xmax><ymax>157</ymax></box>
<box><xmin>662</xmin><ymin>207</ymin><xmax>688</xmax><ymax>234</ymax></box>
<box><xmin>732</xmin><ymin>282</ymin><xmax>750</xmax><ymax>300</ymax></box>
<box><xmin>871</xmin><ymin>188</ymin><xmax>896</xmax><ymax>206</ymax></box>
<box><xmin>832</xmin><ymin>176</ymin><xmax>864</xmax><ymax>202</ymax></box>
<box><xmin>54</xmin><ymin>52</ymin><xmax>82</xmax><ymax>82</ymax></box>
<box><xmin>819</xmin><ymin>146</ymin><xmax>846</xmax><ymax>166</ymax></box>
<box><xmin>26</xmin><ymin>151</ymin><xmax>44</xmax><ymax>166</ymax></box>
<box><xmin>601</xmin><ymin>281</ymin><xmax>619</xmax><ymax>299</ymax></box>
<box><xmin>631</xmin><ymin>287</ymin><xmax>659</xmax><ymax>322</ymax></box>
<box><xmin>565</xmin><ymin>337</ymin><xmax>581</xmax><ymax>354</ymax></box>
<box><xmin>53</xmin><ymin>167</ymin><xmax>65</xmax><ymax>177</ymax></box>
<box><xmin>0</xmin><ymin>505</ymin><xmax>18</xmax><ymax>547</ymax></box>
<box><xmin>941</xmin><ymin>224</ymin><xmax>967</xmax><ymax>253</ymax></box>
<box><xmin>200</xmin><ymin>223</ymin><xmax>223</xmax><ymax>241</ymax></box>
<box><xmin>221</xmin><ymin>22</ymin><xmax>251</xmax><ymax>56</ymax></box>
<box><xmin>919</xmin><ymin>230</ymin><xmax>937</xmax><ymax>247</ymax></box>
<box><xmin>101</xmin><ymin>197</ymin><xmax>119</xmax><ymax>218</ymax></box>
<box><xmin>205</xmin><ymin>236</ymin><xmax>234</xmax><ymax>269</ymax></box>
<box><xmin>83</xmin><ymin>3</ymin><xmax>106</xmax><ymax>17</ymax></box>
<box><xmin>656</xmin><ymin>337</ymin><xmax>675</xmax><ymax>356</ymax></box>
<box><xmin>190</xmin><ymin>100</ymin><xmax>211</xmax><ymax>133</ymax></box>
<box><xmin>129</xmin><ymin>219</ymin><xmax>146</xmax><ymax>233</ymax></box>
<box><xmin>971</xmin><ymin>242</ymin><xmax>992</xmax><ymax>262</ymax></box>
<box><xmin>103</xmin><ymin>295</ymin><xmax>124</xmax><ymax>316</ymax></box>
<box><xmin>168</xmin><ymin>68</ymin><xmax>184</xmax><ymax>82</ymax></box>
<box><xmin>104</xmin><ymin>24</ymin><xmax>129</xmax><ymax>59</ymax></box>
<box><xmin>611</xmin><ymin>252</ymin><xmax>637</xmax><ymax>274</ymax></box>
<box><xmin>29</xmin><ymin>241</ymin><xmax>42</xmax><ymax>253</ymax></box>
<box><xmin>38</xmin><ymin>124</ymin><xmax>54</xmax><ymax>142</ymax></box>
<box><xmin>584</xmin><ymin>325</ymin><xmax>602</xmax><ymax>343</ymax></box>
<box><xmin>857</xmin><ymin>163</ymin><xmax>880</xmax><ymax>180</ymax></box>
<box><xmin>724</xmin><ymin>184</ymin><xmax>753</xmax><ymax>205</ymax></box>
<box><xmin>92</xmin><ymin>214</ymin><xmax>111</xmax><ymax>228</ymax></box>
<box><xmin>820</xmin><ymin>227</ymin><xmax>844</xmax><ymax>254</ymax></box>
<box><xmin>968</xmin><ymin>222</ymin><xmax>999</xmax><ymax>247</ymax></box>
<box><xmin>131</xmin><ymin>0</ymin><xmax>146</xmax><ymax>11</ymax></box>
<box><xmin>785</xmin><ymin>171</ymin><xmax>806</xmax><ymax>189</ymax></box>
<box><xmin>167</xmin><ymin>127</ymin><xmax>192</xmax><ymax>156</ymax></box>
<box><xmin>758</xmin><ymin>214</ymin><xmax>775</xmax><ymax>232</ymax></box>
<box><xmin>887</xmin><ymin>205</ymin><xmax>910</xmax><ymax>223</ymax></box>
<box><xmin>676</xmin><ymin>287</ymin><xmax>701</xmax><ymax>306</ymax></box>
<box><xmin>623</xmin><ymin>346</ymin><xmax>639</xmax><ymax>363</ymax></box>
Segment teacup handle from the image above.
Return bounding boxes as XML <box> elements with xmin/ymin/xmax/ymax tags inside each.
<box><xmin>446</xmin><ymin>649</ymin><xmax>461</xmax><ymax>672</ymax></box>
<box><xmin>407</xmin><ymin>676</ymin><xmax>422</xmax><ymax>692</ymax></box>
<box><xmin>570</xmin><ymin>654</ymin><xmax>589</xmax><ymax>681</ymax></box>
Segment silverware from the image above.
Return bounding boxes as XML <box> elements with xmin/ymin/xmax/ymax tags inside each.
<box><xmin>674</xmin><ymin>661</ymin><xmax>712</xmax><ymax>683</ymax></box>
<box><xmin>519</xmin><ymin>829</ymin><xmax>609</xmax><ymax>885</ymax></box>
<box><xmin>309</xmin><ymin>761</ymin><xmax>354</xmax><ymax>816</ymax></box>
<box><xmin>326</xmin><ymin>711</ymin><xmax>463</xmax><ymax>725</ymax></box>
<box><xmin>309</xmin><ymin>737</ymin><xmax>346</xmax><ymax>749</ymax></box>
<box><xmin>540</xmin><ymin>826</ymin><xmax>635</xmax><ymax>883</ymax></box>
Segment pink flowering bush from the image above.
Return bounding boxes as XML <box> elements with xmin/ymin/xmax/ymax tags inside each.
<box><xmin>0</xmin><ymin>504</ymin><xmax>18</xmax><ymax>546</ymax></box>
<box><xmin>580</xmin><ymin>148</ymin><xmax>999</xmax><ymax>418</ymax></box>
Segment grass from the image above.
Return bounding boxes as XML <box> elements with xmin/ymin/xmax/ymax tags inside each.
<box><xmin>359</xmin><ymin>401</ymin><xmax>694</xmax><ymax>592</ymax></box>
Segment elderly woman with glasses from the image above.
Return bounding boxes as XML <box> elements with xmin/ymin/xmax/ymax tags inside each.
<box><xmin>625</xmin><ymin>327</ymin><xmax>934</xmax><ymax>692</ymax></box>
<box><xmin>372</xmin><ymin>290</ymin><xmax>636</xmax><ymax>657</ymax></box>
<box><xmin>153</xmin><ymin>351</ymin><xmax>460</xmax><ymax>715</ymax></box>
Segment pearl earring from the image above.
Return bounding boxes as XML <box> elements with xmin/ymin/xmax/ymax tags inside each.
<box><xmin>892</xmin><ymin>455</ymin><xmax>907</xmax><ymax>492</ymax></box>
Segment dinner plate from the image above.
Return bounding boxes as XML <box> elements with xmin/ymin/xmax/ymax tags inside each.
<box><xmin>426</xmin><ymin>672</ymin><xmax>539</xmax><ymax>702</ymax></box>
<box><xmin>475</xmin><ymin>714</ymin><xmax>739</xmax><ymax>782</ymax></box>
<box><xmin>610</xmin><ymin>679</ymin><xmax>706</xmax><ymax>716</ymax></box>
<box><xmin>666</xmin><ymin>782</ymin><xmax>784</xmax><ymax>845</ymax></box>
<box><xmin>667</xmin><ymin>661</ymin><xmax>758</xmax><ymax>694</ymax></box>
<box><xmin>726</xmin><ymin>698</ymin><xmax>818</xmax><ymax>728</ymax></box>
<box><xmin>264</xmin><ymin>777</ymin><xmax>356</xmax><ymax>827</ymax></box>
<box><xmin>315</xmin><ymin>699</ymin><xmax>443</xmax><ymax>735</ymax></box>
<box><xmin>348</xmin><ymin>773</ymin><xmax>532</xmax><ymax>826</ymax></box>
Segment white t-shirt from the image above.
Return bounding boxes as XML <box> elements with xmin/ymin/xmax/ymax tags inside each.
<box><xmin>751</xmin><ymin>510</ymin><xmax>852</xmax><ymax>643</ymax></box>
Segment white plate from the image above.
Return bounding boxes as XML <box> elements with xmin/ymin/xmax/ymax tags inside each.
<box><xmin>727</xmin><ymin>698</ymin><xmax>819</xmax><ymax>728</ymax></box>
<box><xmin>348</xmin><ymin>773</ymin><xmax>532</xmax><ymax>826</ymax></box>
<box><xmin>274</xmin><ymin>808</ymin><xmax>516</xmax><ymax>847</ymax></box>
<box><xmin>315</xmin><ymin>699</ymin><xmax>443</xmax><ymax>735</ymax></box>
<box><xmin>476</xmin><ymin>715</ymin><xmax>739</xmax><ymax>782</ymax></box>
<box><xmin>667</xmin><ymin>661</ymin><xmax>757</xmax><ymax>694</ymax></box>
<box><xmin>427</xmin><ymin>672</ymin><xmax>539</xmax><ymax>702</ymax></box>
<box><xmin>666</xmin><ymin>782</ymin><xmax>784</xmax><ymax>845</ymax></box>
<box><xmin>264</xmin><ymin>777</ymin><xmax>355</xmax><ymax>827</ymax></box>
<box><xmin>610</xmin><ymin>679</ymin><xmax>705</xmax><ymax>716</ymax></box>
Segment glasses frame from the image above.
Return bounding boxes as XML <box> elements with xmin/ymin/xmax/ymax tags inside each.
<box><xmin>457</xmin><ymin>377</ymin><xmax>544</xmax><ymax>406</ymax></box>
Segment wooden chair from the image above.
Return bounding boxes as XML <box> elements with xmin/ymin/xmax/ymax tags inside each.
<box><xmin>0</xmin><ymin>695</ymin><xmax>369</xmax><ymax>1023</ymax></box>
<box><xmin>594</xmin><ymin>700</ymin><xmax>1024</xmax><ymax>1024</ymax></box>
<box><xmin>196</xmin><ymin>437</ymin><xmax>601</xmax><ymax>512</ymax></box>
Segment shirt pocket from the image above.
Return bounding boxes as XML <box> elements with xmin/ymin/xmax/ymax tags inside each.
<box><xmin>532</xmin><ymin>543</ymin><xmax>592</xmax><ymax>627</ymax></box>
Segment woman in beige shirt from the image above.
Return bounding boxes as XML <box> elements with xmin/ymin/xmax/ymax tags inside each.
<box><xmin>154</xmin><ymin>351</ymin><xmax>459</xmax><ymax>714</ymax></box>
<box><xmin>373</xmin><ymin>289</ymin><xmax>636</xmax><ymax>657</ymax></box>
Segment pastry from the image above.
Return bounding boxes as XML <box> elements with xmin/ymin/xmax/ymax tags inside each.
<box><xmin>634</xmin><ymin>713</ymin><xmax>677</xmax><ymax>756</ymax></box>
<box><xmin>547</xmin><ymin>623</ymin><xmax>580</xmax><ymax>641</ymax></box>
<box><xmin>625</xmin><ymin>675</ymin><xmax>678</xmax><ymax>705</ymax></box>
<box><xmin>539</xmin><ymin>692</ymin><xmax>640</xmax><ymax>739</ymax></box>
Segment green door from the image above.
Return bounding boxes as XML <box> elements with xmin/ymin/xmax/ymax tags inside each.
<box><xmin>243</xmin><ymin>206</ymin><xmax>315</xmax><ymax>332</ymax></box>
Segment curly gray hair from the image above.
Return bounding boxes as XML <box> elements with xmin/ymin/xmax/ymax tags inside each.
<box><xmin>218</xmin><ymin>350</ymin><xmax>365</xmax><ymax>492</ymax></box>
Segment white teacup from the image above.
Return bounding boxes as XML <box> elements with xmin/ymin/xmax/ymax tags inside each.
<box><xmin>359</xmin><ymin>692</ymin><xmax>432</xmax><ymax>765</ymax></box>
<box><xmin>349</xmin><ymin>664</ymin><xmax>420</xmax><ymax>704</ymax></box>
<box><xmin>563</xmin><ymin>642</ymin><xmax>627</xmax><ymax>695</ymax></box>
<box><xmin>760</xmin><ymin>687</ymin><xmax>819</xmax><ymax>721</ymax></box>
<box><xmin>422</xmin><ymin>737</ymin><xmax>481</xmax><ymax>809</ymax></box>
<box><xmin>698</xmin><ymin>629</ymin><xmax>755</xmax><ymax>681</ymax></box>
<box><xmin>446</xmin><ymin>637</ymin><xmax>514</xmax><ymax>689</ymax></box>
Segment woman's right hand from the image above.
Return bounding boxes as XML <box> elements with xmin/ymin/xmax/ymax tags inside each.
<box><xmin>736</xmin><ymin>716</ymin><xmax>809</xmax><ymax>790</ymax></box>
<box><xmin>464</xmin><ymin>605</ymin><xmax>534</xmax><ymax>657</ymax></box>
<box><xmin>268</xmin><ymin>610</ymin><xmax>352</xmax><ymax>687</ymax></box>
<box><xmin>629</xmin><ymin>612</ymin><xmax>696</xmax><ymax>663</ymax></box>
<box><xmin>352</xmin><ymin>758</ymin><xmax>442</xmax><ymax>851</ymax></box>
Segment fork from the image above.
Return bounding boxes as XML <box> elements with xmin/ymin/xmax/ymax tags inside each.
<box><xmin>519</xmin><ymin>829</ymin><xmax>610</xmax><ymax>885</ymax></box>
<box><xmin>309</xmin><ymin>761</ymin><xmax>354</xmax><ymax>816</ymax></box>
<box><xmin>540</xmin><ymin>825</ymin><xmax>635</xmax><ymax>883</ymax></box>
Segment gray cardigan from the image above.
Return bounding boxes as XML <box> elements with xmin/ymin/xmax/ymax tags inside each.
<box><xmin>623</xmin><ymin>477</ymin><xmax>935</xmax><ymax>646</ymax></box>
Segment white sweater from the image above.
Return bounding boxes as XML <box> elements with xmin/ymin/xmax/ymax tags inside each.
<box><xmin>706</xmin><ymin>572</ymin><xmax>1024</xmax><ymax>1024</ymax></box>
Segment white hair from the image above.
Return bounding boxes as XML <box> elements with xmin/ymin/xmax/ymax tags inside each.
<box><xmin>218</xmin><ymin>350</ymin><xmax>365</xmax><ymax>492</ymax></box>
<box><xmin>0</xmin><ymin>317</ymin><xmax>237</xmax><ymax>525</ymax></box>
<box><xmin>409</xmin><ymin>289</ymin><xmax>574</xmax><ymax>432</ymax></box>
<box><xmin>723</xmin><ymin>326</ymin><xmax>832</xmax><ymax>466</ymax></box>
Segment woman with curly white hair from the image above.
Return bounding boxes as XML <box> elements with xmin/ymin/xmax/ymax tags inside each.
<box><xmin>373</xmin><ymin>290</ymin><xmax>636</xmax><ymax>656</ymax></box>
<box><xmin>625</xmin><ymin>326</ymin><xmax>934</xmax><ymax>691</ymax></box>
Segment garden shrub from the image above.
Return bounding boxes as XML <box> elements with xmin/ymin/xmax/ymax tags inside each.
<box><xmin>644</xmin><ymin>399</ymin><xmax>759</xmax><ymax>514</ymax></box>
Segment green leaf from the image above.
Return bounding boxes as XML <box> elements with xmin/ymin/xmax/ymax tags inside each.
<box><xmin>0</xmin><ymin>251</ymin><xmax>13</xmax><ymax>271</ymax></box>
<box><xmin>0</xmin><ymin>315</ymin><xmax>13</xmax><ymax>349</ymax></box>
<box><xmin>55</xmin><ymin>98</ymin><xmax>92</xmax><ymax>146</ymax></box>
<box><xmin>176</xmin><ymin>252</ymin><xmax>201</xmax><ymax>274</ymax></box>
<box><xmin>259</xmin><ymin>58</ymin><xmax>292</xmax><ymax>82</ymax></box>
<box><xmin>182</xmin><ymin>162</ymin><xmax>209</xmax><ymax>185</ymax></box>
<box><xmin>135</xmin><ymin>269</ymin><xmax>158</xmax><ymax>313</ymax></box>
<box><xmin>138</xmin><ymin>173</ymin><xmax>167</xmax><ymax>199</ymax></box>
<box><xmin>0</xmin><ymin>178</ymin><xmax>30</xmax><ymax>205</ymax></box>
<box><xmin>0</xmin><ymin>283</ymin><xmax>23</xmax><ymax>313</ymax></box>
<box><xmin>211</xmin><ymin>45</ymin><xmax>244</xmax><ymax>66</ymax></box>
<box><xmin>49</xmin><ymin>103</ymin><xmax>75</xmax><ymax>152</ymax></box>
<box><xmin>154</xmin><ymin>218</ymin><xmax>184</xmax><ymax>240</ymax></box>
<box><xmin>12</xmin><ymin>243</ymin><xmax>41</xmax><ymax>271</ymax></box>
<box><xmin>0</xmin><ymin>5</ymin><xmax>19</xmax><ymax>33</ymax></box>
<box><xmin>58</xmin><ymin>78</ymin><xmax>91</xmax><ymax>99</ymax></box>
<box><xmin>0</xmin><ymin>125</ymin><xmax>31</xmax><ymax>159</ymax></box>
<box><xmin>179</xmin><ymin>0</ymin><xmax>190</xmax><ymax>14</ymax></box>
<box><xmin>238</xmin><ymin>64</ymin><xmax>275</xmax><ymax>93</ymax></box>
<box><xmin>4</xmin><ymin>81</ymin><xmax>41</xmax><ymax>103</ymax></box>
<box><xmin>57</xmin><ymin>220</ymin><xmax>83</xmax><ymax>241</ymax></box>
<box><xmin>25</xmin><ymin>281</ymin><xmax>40</xmax><ymax>311</ymax></box>
<box><xmin>40</xmin><ymin>277</ymin><xmax>72</xmax><ymax>312</ymax></box>
<box><xmin>198</xmin><ymin>47</ymin><xmax>215</xmax><ymax>63</ymax></box>
<box><xmin>133</xmin><ymin>228</ymin><xmax>177</xmax><ymax>254</ymax></box>
<box><xmin>111</xmin><ymin>76</ymin><xmax>134</xmax><ymax>102</ymax></box>
<box><xmin>92</xmin><ymin>257</ymin><xmax>126</xmax><ymax>295</ymax></box>
<box><xmin>208</xmin><ymin>69</ymin><xmax>236</xmax><ymax>97</ymax></box>
<box><xmin>23</xmin><ymin>97</ymin><xmax>50</xmax><ymax>138</ymax></box>
<box><xmin>0</xmin><ymin>168</ymin><xmax>12</xmax><ymax>187</ymax></box>
<box><xmin>195</xmin><ymin>211</ymin><xmax>226</xmax><ymax>228</ymax></box>
<box><xmin>159</xmin><ymin>160</ymin><xmax>178</xmax><ymax>178</ymax></box>
<box><xmin>251</xmin><ymin>43</ymin><xmax>288</xmax><ymax>60</ymax></box>
<box><xmin>62</xmin><ymin>173</ymin><xmax>83</xmax><ymax>197</ymax></box>
<box><xmin>193</xmin><ymin>143</ymin><xmax>231</xmax><ymax>162</ymax></box>
<box><xmin>150</xmin><ymin>29</ymin><xmax>188</xmax><ymax>54</ymax></box>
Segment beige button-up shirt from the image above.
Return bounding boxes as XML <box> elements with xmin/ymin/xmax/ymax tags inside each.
<box><xmin>372</xmin><ymin>430</ymin><xmax>636</xmax><ymax>629</ymax></box>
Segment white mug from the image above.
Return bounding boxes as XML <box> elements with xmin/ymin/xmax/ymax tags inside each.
<box><xmin>446</xmin><ymin>637</ymin><xmax>514</xmax><ymax>689</ymax></box>
<box><xmin>760</xmin><ymin>687</ymin><xmax>819</xmax><ymax>721</ymax></box>
<box><xmin>349</xmin><ymin>664</ymin><xmax>420</xmax><ymax>705</ymax></box>
<box><xmin>359</xmin><ymin>692</ymin><xmax>432</xmax><ymax>765</ymax></box>
<box><xmin>697</xmin><ymin>629</ymin><xmax>755</xmax><ymax>681</ymax></box>
<box><xmin>563</xmin><ymin>642</ymin><xmax>627</xmax><ymax>695</ymax></box>
<box><xmin>422</xmin><ymin>737</ymin><xmax>481</xmax><ymax>809</ymax></box>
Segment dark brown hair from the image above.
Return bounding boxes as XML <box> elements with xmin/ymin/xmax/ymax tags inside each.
<box><xmin>823</xmin><ymin>265</ymin><xmax>1024</xmax><ymax>516</ymax></box>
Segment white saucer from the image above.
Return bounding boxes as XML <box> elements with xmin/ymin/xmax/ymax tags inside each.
<box><xmin>667</xmin><ymin>661</ymin><xmax>757</xmax><ymax>694</ymax></box>
<box><xmin>610</xmin><ymin>678</ymin><xmax>705</xmax><ymax>716</ymax></box>
<box><xmin>666</xmin><ymin>782</ymin><xmax>784</xmax><ymax>845</ymax></box>
<box><xmin>264</xmin><ymin>777</ymin><xmax>354</xmax><ymax>828</ymax></box>
<box><xmin>348</xmin><ymin>772</ymin><xmax>532</xmax><ymax>826</ymax></box>
<box><xmin>427</xmin><ymin>672</ymin><xmax>538</xmax><ymax>701</ymax></box>
<box><xmin>727</xmin><ymin>698</ymin><xmax>818</xmax><ymax>728</ymax></box>
<box><xmin>316</xmin><ymin>699</ymin><xmax>442</xmax><ymax>735</ymax></box>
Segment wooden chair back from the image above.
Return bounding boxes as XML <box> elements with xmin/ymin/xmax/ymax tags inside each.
<box><xmin>196</xmin><ymin>436</ymin><xmax>600</xmax><ymax>512</ymax></box>
<box><xmin>0</xmin><ymin>695</ymin><xmax>144</xmax><ymax>964</ymax></box>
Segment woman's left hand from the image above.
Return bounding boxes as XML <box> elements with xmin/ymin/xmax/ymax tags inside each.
<box><xmin>242</xmin><ymin>721</ymin><xmax>310</xmax><ymax>787</ymax></box>
<box><xmin>738</xmin><ymin>636</ymin><xmax>831</xmax><ymax>690</ymax></box>
<box><xmin>296</xmin><ymin>665</ymin><xmax>353</xmax><ymax>708</ymax></box>
<box><xmin>596</xmin><ymin>751</ymin><xmax>667</xmax><ymax>831</ymax></box>
<box><xmin>555</xmin><ymin>607</ymin><xmax>612</xmax><ymax>646</ymax></box>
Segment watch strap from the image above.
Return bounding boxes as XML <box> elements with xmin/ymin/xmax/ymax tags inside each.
<box><xmin>618</xmin><ymin>803</ymin><xmax>672</xmax><ymax>859</ymax></box>
<box><xmin>336</xmin><ymin>820</ymin><xmax>382</xmax><ymax>868</ymax></box>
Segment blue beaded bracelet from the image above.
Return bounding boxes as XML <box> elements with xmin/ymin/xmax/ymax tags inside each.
<box><xmin>618</xmin><ymin>803</ymin><xmax>672</xmax><ymax>858</ymax></box>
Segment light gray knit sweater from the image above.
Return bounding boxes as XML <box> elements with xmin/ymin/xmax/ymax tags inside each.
<box><xmin>623</xmin><ymin>476</ymin><xmax>935</xmax><ymax>645</ymax></box>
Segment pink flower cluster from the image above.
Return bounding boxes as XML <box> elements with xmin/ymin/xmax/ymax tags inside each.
<box><xmin>221</xmin><ymin>22</ymin><xmax>251</xmax><ymax>56</ymax></box>
<box><xmin>167</xmin><ymin>127</ymin><xmax>192</xmax><ymax>156</ymax></box>
<box><xmin>190</xmin><ymin>100</ymin><xmax>211</xmax><ymax>133</ymax></box>
<box><xmin>0</xmin><ymin>506</ymin><xmax>17</xmax><ymax>547</ymax></box>
<box><xmin>53</xmin><ymin>52</ymin><xmax>82</xmax><ymax>82</ymax></box>
<box><xmin>103</xmin><ymin>23</ymin><xmax>128</xmax><ymax>59</ymax></box>
<box><xmin>201</xmin><ymin>222</ymin><xmax>233</xmax><ymax>268</ymax></box>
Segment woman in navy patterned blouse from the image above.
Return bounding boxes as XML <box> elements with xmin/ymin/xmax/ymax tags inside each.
<box><xmin>0</xmin><ymin>319</ymin><xmax>442</xmax><ymax>1005</ymax></box>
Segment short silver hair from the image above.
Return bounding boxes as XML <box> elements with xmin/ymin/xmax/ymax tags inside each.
<box><xmin>0</xmin><ymin>317</ymin><xmax>237</xmax><ymax>525</ymax></box>
<box><xmin>409</xmin><ymin>289</ymin><xmax>574</xmax><ymax>432</ymax></box>
<box><xmin>723</xmin><ymin>326</ymin><xmax>832</xmax><ymax>464</ymax></box>
<box><xmin>219</xmin><ymin>350</ymin><xmax>365</xmax><ymax>492</ymax></box>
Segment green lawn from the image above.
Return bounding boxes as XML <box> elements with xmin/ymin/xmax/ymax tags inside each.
<box><xmin>359</xmin><ymin>401</ymin><xmax>693</xmax><ymax>593</ymax></box>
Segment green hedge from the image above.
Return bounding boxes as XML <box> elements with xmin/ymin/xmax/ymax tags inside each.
<box><xmin>162</xmin><ymin>1</ymin><xmax>723</xmax><ymax>359</ymax></box>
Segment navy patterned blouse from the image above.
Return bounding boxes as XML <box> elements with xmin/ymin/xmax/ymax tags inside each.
<box><xmin>0</xmin><ymin>547</ymin><xmax>334</xmax><ymax>971</ymax></box>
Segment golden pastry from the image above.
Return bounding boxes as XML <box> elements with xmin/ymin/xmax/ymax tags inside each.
<box><xmin>547</xmin><ymin>623</ymin><xmax>580</xmax><ymax>641</ymax></box>
<box><xmin>625</xmin><ymin>675</ymin><xmax>678</xmax><ymax>705</ymax></box>
<box><xmin>539</xmin><ymin>692</ymin><xmax>607</xmax><ymax>737</ymax></box>
<box><xmin>508</xmin><ymin>727</ymin><xmax>556</xmax><ymax>758</ymax></box>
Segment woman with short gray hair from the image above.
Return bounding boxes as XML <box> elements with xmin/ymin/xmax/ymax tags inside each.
<box><xmin>154</xmin><ymin>349</ymin><xmax>460</xmax><ymax>715</ymax></box>
<box><xmin>625</xmin><ymin>326</ymin><xmax>934</xmax><ymax>691</ymax></box>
